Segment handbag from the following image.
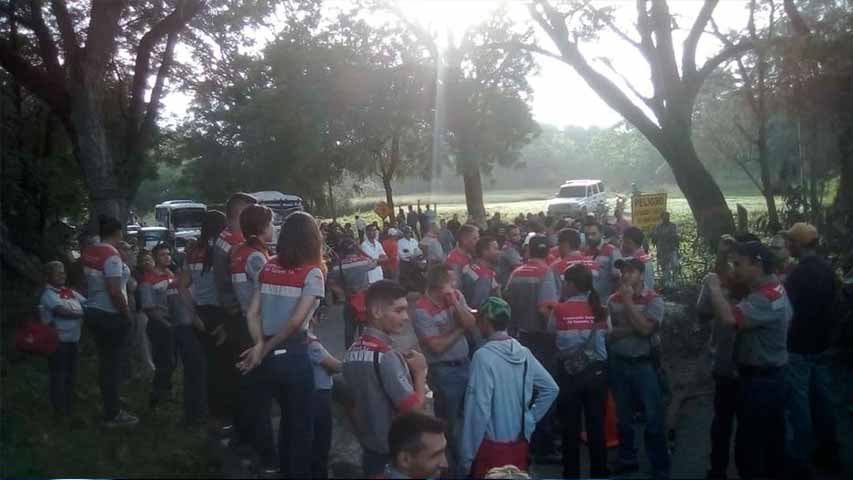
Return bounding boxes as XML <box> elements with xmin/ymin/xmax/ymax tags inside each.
<box><xmin>557</xmin><ymin>329</ymin><xmax>597</xmax><ymax>376</ymax></box>
<box><xmin>15</xmin><ymin>320</ymin><xmax>59</xmax><ymax>355</ymax></box>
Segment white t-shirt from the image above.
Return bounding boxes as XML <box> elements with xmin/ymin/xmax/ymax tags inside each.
<box><xmin>360</xmin><ymin>239</ymin><xmax>386</xmax><ymax>284</ymax></box>
<box><xmin>397</xmin><ymin>237</ymin><xmax>422</xmax><ymax>261</ymax></box>
<box><xmin>356</xmin><ymin>218</ymin><xmax>367</xmax><ymax>233</ymax></box>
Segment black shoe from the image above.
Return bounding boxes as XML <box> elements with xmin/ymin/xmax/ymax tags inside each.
<box><xmin>610</xmin><ymin>462</ymin><xmax>640</xmax><ymax>476</ymax></box>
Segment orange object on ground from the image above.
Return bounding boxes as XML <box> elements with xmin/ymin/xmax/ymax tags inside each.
<box><xmin>580</xmin><ymin>390</ymin><xmax>620</xmax><ymax>448</ymax></box>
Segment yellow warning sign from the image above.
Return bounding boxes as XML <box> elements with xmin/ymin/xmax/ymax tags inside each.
<box><xmin>631</xmin><ymin>193</ymin><xmax>668</xmax><ymax>232</ymax></box>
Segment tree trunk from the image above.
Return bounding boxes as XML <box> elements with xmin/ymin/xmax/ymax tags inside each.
<box><xmin>662</xmin><ymin>133</ymin><xmax>736</xmax><ymax>243</ymax></box>
<box><xmin>327</xmin><ymin>177</ymin><xmax>336</xmax><ymax>221</ymax></box>
<box><xmin>382</xmin><ymin>174</ymin><xmax>395</xmax><ymax>224</ymax></box>
<box><xmin>69</xmin><ymin>86</ymin><xmax>127</xmax><ymax>225</ymax></box>
<box><xmin>463</xmin><ymin>168</ymin><xmax>486</xmax><ymax>225</ymax></box>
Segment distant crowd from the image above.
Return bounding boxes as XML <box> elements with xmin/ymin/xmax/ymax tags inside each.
<box><xmin>34</xmin><ymin>191</ymin><xmax>846</xmax><ymax>479</ymax></box>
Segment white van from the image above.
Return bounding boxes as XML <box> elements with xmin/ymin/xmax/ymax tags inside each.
<box><xmin>546</xmin><ymin>179</ymin><xmax>607</xmax><ymax>218</ymax></box>
<box><xmin>154</xmin><ymin>200</ymin><xmax>207</xmax><ymax>242</ymax></box>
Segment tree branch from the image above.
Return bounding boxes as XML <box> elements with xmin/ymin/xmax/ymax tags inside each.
<box><xmin>27</xmin><ymin>0</ymin><xmax>62</xmax><ymax>76</ymax></box>
<box><xmin>683</xmin><ymin>0</ymin><xmax>718</xmax><ymax>76</ymax></box>
<box><xmin>141</xmin><ymin>29</ymin><xmax>178</xmax><ymax>139</ymax></box>
<box><xmin>81</xmin><ymin>0</ymin><xmax>127</xmax><ymax>82</ymax></box>
<box><xmin>597</xmin><ymin>55</ymin><xmax>662</xmax><ymax>118</ymax></box>
<box><xmin>649</xmin><ymin>0</ymin><xmax>680</xmax><ymax>93</ymax></box>
<box><xmin>49</xmin><ymin>0</ymin><xmax>79</xmax><ymax>60</ymax></box>
<box><xmin>685</xmin><ymin>39</ymin><xmax>752</xmax><ymax>103</ymax></box>
<box><xmin>528</xmin><ymin>2</ymin><xmax>664</xmax><ymax>147</ymax></box>
<box><xmin>0</xmin><ymin>39</ymin><xmax>70</xmax><ymax>120</ymax></box>
<box><xmin>128</xmin><ymin>0</ymin><xmax>202</xmax><ymax>133</ymax></box>
<box><xmin>783</xmin><ymin>0</ymin><xmax>810</xmax><ymax>36</ymax></box>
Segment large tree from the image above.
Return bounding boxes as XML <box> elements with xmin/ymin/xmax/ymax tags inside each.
<box><xmin>526</xmin><ymin>0</ymin><xmax>751</xmax><ymax>242</ymax></box>
<box><xmin>0</xmin><ymin>0</ymin><xmax>275</xmax><ymax>222</ymax></box>
<box><xmin>395</xmin><ymin>5</ymin><xmax>540</xmax><ymax>223</ymax></box>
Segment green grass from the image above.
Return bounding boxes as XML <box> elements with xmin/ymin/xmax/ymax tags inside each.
<box><xmin>1</xmin><ymin>335</ymin><xmax>215</xmax><ymax>478</ymax></box>
<box><xmin>337</xmin><ymin>189</ymin><xmax>772</xmax><ymax>226</ymax></box>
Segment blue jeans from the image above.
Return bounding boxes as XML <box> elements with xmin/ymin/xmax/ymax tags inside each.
<box><xmin>428</xmin><ymin>361</ymin><xmax>470</xmax><ymax>477</ymax></box>
<box><xmin>735</xmin><ymin>367</ymin><xmax>786</xmax><ymax>479</ymax></box>
<box><xmin>260</xmin><ymin>334</ymin><xmax>315</xmax><ymax>478</ymax></box>
<box><xmin>785</xmin><ymin>352</ymin><xmax>839</xmax><ymax>472</ymax></box>
<box><xmin>609</xmin><ymin>356</ymin><xmax>671</xmax><ymax>479</ymax></box>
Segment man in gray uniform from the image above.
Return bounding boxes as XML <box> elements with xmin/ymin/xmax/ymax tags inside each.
<box><xmin>705</xmin><ymin>241</ymin><xmax>792</xmax><ymax>480</ymax></box>
<box><xmin>343</xmin><ymin>281</ymin><xmax>428</xmax><ymax>477</ymax></box>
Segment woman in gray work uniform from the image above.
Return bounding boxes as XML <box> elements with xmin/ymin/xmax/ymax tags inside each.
<box><xmin>238</xmin><ymin>211</ymin><xmax>326</xmax><ymax>478</ymax></box>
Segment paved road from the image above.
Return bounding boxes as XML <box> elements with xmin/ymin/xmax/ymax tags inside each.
<box><xmin>215</xmin><ymin>299</ymin><xmax>852</xmax><ymax>479</ymax></box>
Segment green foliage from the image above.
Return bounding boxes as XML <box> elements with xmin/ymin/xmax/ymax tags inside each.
<box><xmin>0</xmin><ymin>335</ymin><xmax>212</xmax><ymax>478</ymax></box>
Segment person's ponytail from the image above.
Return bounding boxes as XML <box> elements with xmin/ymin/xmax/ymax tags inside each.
<box><xmin>588</xmin><ymin>289</ymin><xmax>606</xmax><ymax>324</ymax></box>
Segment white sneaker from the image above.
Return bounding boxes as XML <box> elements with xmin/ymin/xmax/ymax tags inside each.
<box><xmin>104</xmin><ymin>410</ymin><xmax>139</xmax><ymax>428</ymax></box>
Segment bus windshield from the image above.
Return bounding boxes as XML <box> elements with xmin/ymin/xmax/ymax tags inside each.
<box><xmin>172</xmin><ymin>208</ymin><xmax>206</xmax><ymax>229</ymax></box>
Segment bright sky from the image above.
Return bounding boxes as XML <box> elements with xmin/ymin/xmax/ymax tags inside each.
<box><xmin>162</xmin><ymin>0</ymin><xmax>751</xmax><ymax>129</ymax></box>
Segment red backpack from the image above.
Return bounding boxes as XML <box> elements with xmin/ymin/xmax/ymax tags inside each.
<box><xmin>15</xmin><ymin>319</ymin><xmax>59</xmax><ymax>356</ymax></box>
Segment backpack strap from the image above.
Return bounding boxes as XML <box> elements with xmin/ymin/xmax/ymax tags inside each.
<box><xmin>519</xmin><ymin>358</ymin><xmax>528</xmax><ymax>439</ymax></box>
<box><xmin>373</xmin><ymin>349</ymin><xmax>398</xmax><ymax>410</ymax></box>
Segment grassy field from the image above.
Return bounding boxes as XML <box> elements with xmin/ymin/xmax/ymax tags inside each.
<box><xmin>342</xmin><ymin>189</ymin><xmax>771</xmax><ymax>225</ymax></box>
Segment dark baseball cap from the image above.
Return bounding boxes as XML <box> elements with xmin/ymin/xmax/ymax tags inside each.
<box><xmin>614</xmin><ymin>257</ymin><xmax>645</xmax><ymax>273</ymax></box>
<box><xmin>735</xmin><ymin>240</ymin><xmax>774</xmax><ymax>273</ymax></box>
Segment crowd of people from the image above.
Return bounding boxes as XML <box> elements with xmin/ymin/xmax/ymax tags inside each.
<box><xmin>35</xmin><ymin>190</ymin><xmax>846</xmax><ymax>480</ymax></box>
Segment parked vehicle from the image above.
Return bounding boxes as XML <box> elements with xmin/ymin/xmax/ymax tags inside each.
<box><xmin>546</xmin><ymin>179</ymin><xmax>607</xmax><ymax>218</ymax></box>
<box><xmin>136</xmin><ymin>226</ymin><xmax>170</xmax><ymax>251</ymax></box>
<box><xmin>154</xmin><ymin>200</ymin><xmax>206</xmax><ymax>239</ymax></box>
<box><xmin>251</xmin><ymin>191</ymin><xmax>305</xmax><ymax>251</ymax></box>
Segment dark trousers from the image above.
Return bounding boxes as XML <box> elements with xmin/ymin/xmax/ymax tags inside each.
<box><xmin>86</xmin><ymin>309</ymin><xmax>130</xmax><ymax>420</ymax></box>
<box><xmin>173</xmin><ymin>325</ymin><xmax>208</xmax><ymax>423</ymax></box>
<box><xmin>49</xmin><ymin>342</ymin><xmax>79</xmax><ymax>415</ymax></box>
<box><xmin>146</xmin><ymin>318</ymin><xmax>176</xmax><ymax>404</ymax></box>
<box><xmin>311</xmin><ymin>389</ymin><xmax>333</xmax><ymax>478</ymax></box>
<box><xmin>735</xmin><ymin>368</ymin><xmax>787</xmax><ymax>479</ymax></box>
<box><xmin>259</xmin><ymin>337</ymin><xmax>315</xmax><ymax>477</ymax></box>
<box><xmin>709</xmin><ymin>375</ymin><xmax>739</xmax><ymax>477</ymax></box>
<box><xmin>196</xmin><ymin>305</ymin><xmax>235</xmax><ymax>421</ymax></box>
<box><xmin>558</xmin><ymin>362</ymin><xmax>609</xmax><ymax>479</ymax></box>
<box><xmin>519</xmin><ymin>330</ymin><xmax>558</xmax><ymax>455</ymax></box>
<box><xmin>237</xmin><ymin>365</ymin><xmax>275</xmax><ymax>465</ymax></box>
<box><xmin>344</xmin><ymin>303</ymin><xmax>358</xmax><ymax>350</ymax></box>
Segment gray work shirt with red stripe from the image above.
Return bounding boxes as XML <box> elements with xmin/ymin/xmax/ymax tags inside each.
<box><xmin>414</xmin><ymin>292</ymin><xmax>471</xmax><ymax>364</ymax></box>
<box><xmin>607</xmin><ymin>288</ymin><xmax>664</xmax><ymax>358</ymax></box>
<box><xmin>547</xmin><ymin>294</ymin><xmax>608</xmax><ymax>361</ymax></box>
<box><xmin>582</xmin><ymin>243</ymin><xmax>622</xmax><ymax>300</ymax></box>
<box><xmin>731</xmin><ymin>276</ymin><xmax>791</xmax><ymax>367</ymax></box>
<box><xmin>328</xmin><ymin>253</ymin><xmax>374</xmax><ymax>294</ymax></box>
<box><xmin>230</xmin><ymin>243</ymin><xmax>269</xmax><ymax>315</ymax></box>
<box><xmin>185</xmin><ymin>244</ymin><xmax>219</xmax><ymax>306</ymax></box>
<box><xmin>461</xmin><ymin>262</ymin><xmax>499</xmax><ymax>310</ymax></box>
<box><xmin>212</xmin><ymin>227</ymin><xmax>244</xmax><ymax>310</ymax></box>
<box><xmin>549</xmin><ymin>252</ymin><xmax>601</xmax><ymax>295</ymax></box>
<box><xmin>343</xmin><ymin>327</ymin><xmax>419</xmax><ymax>454</ymax></box>
<box><xmin>81</xmin><ymin>243</ymin><xmax>127</xmax><ymax>313</ymax></box>
<box><xmin>505</xmin><ymin>261</ymin><xmax>559</xmax><ymax>333</ymax></box>
<box><xmin>258</xmin><ymin>260</ymin><xmax>325</xmax><ymax>337</ymax></box>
